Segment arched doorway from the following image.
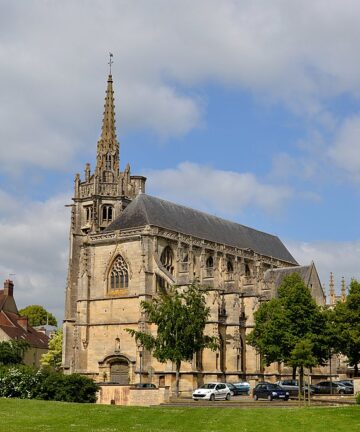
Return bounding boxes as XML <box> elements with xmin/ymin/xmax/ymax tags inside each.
<box><xmin>110</xmin><ymin>359</ymin><xmax>130</xmax><ymax>384</ymax></box>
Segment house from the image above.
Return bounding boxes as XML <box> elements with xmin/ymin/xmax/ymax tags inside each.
<box><xmin>0</xmin><ymin>279</ymin><xmax>49</xmax><ymax>367</ymax></box>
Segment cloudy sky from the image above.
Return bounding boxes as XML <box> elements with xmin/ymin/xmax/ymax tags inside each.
<box><xmin>1</xmin><ymin>0</ymin><xmax>360</xmax><ymax>322</ymax></box>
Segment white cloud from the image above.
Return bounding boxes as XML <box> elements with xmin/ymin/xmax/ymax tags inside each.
<box><xmin>146</xmin><ymin>162</ymin><xmax>292</xmax><ymax>215</ymax></box>
<box><xmin>329</xmin><ymin>114</ymin><xmax>360</xmax><ymax>181</ymax></box>
<box><xmin>0</xmin><ymin>189</ymin><xmax>70</xmax><ymax>322</ymax></box>
<box><xmin>286</xmin><ymin>240</ymin><xmax>360</xmax><ymax>294</ymax></box>
<box><xmin>2</xmin><ymin>1</ymin><xmax>360</xmax><ymax>172</ymax></box>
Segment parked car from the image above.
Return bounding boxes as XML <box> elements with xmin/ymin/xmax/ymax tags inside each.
<box><xmin>313</xmin><ymin>381</ymin><xmax>352</xmax><ymax>395</ymax></box>
<box><xmin>334</xmin><ymin>380</ymin><xmax>354</xmax><ymax>394</ymax></box>
<box><xmin>276</xmin><ymin>379</ymin><xmax>315</xmax><ymax>396</ymax></box>
<box><xmin>192</xmin><ymin>382</ymin><xmax>231</xmax><ymax>401</ymax></box>
<box><xmin>233</xmin><ymin>381</ymin><xmax>251</xmax><ymax>395</ymax></box>
<box><xmin>253</xmin><ymin>383</ymin><xmax>289</xmax><ymax>401</ymax></box>
<box><xmin>132</xmin><ymin>383</ymin><xmax>157</xmax><ymax>389</ymax></box>
<box><xmin>336</xmin><ymin>380</ymin><xmax>354</xmax><ymax>393</ymax></box>
<box><xmin>226</xmin><ymin>383</ymin><xmax>243</xmax><ymax>396</ymax></box>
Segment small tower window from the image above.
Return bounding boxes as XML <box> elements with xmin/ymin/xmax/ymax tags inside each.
<box><xmin>85</xmin><ymin>206</ymin><xmax>93</xmax><ymax>222</ymax></box>
<box><xmin>105</xmin><ymin>153</ymin><xmax>112</xmax><ymax>170</ymax></box>
<box><xmin>227</xmin><ymin>260</ymin><xmax>234</xmax><ymax>273</ymax></box>
<box><xmin>102</xmin><ymin>205</ymin><xmax>113</xmax><ymax>222</ymax></box>
<box><xmin>110</xmin><ymin>255</ymin><xmax>129</xmax><ymax>290</ymax></box>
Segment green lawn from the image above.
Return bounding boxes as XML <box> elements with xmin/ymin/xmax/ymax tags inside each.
<box><xmin>0</xmin><ymin>398</ymin><xmax>359</xmax><ymax>432</ymax></box>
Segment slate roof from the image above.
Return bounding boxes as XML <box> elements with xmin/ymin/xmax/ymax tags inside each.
<box><xmin>106</xmin><ymin>194</ymin><xmax>298</xmax><ymax>264</ymax></box>
<box><xmin>263</xmin><ymin>265</ymin><xmax>312</xmax><ymax>288</ymax></box>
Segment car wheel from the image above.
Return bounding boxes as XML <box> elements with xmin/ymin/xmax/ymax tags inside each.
<box><xmin>225</xmin><ymin>393</ymin><xmax>231</xmax><ymax>401</ymax></box>
<box><xmin>210</xmin><ymin>394</ymin><xmax>215</xmax><ymax>401</ymax></box>
<box><xmin>267</xmin><ymin>394</ymin><xmax>273</xmax><ymax>401</ymax></box>
<box><xmin>339</xmin><ymin>390</ymin><xmax>345</xmax><ymax>395</ymax></box>
<box><xmin>284</xmin><ymin>397</ymin><xmax>289</xmax><ymax>401</ymax></box>
<box><xmin>193</xmin><ymin>399</ymin><xmax>198</xmax><ymax>401</ymax></box>
<box><xmin>254</xmin><ymin>394</ymin><xmax>258</xmax><ymax>401</ymax></box>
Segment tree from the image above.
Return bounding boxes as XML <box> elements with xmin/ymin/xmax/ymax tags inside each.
<box><xmin>334</xmin><ymin>279</ymin><xmax>360</xmax><ymax>376</ymax></box>
<box><xmin>0</xmin><ymin>340</ymin><xmax>29</xmax><ymax>365</ymax></box>
<box><xmin>18</xmin><ymin>305</ymin><xmax>57</xmax><ymax>327</ymax></box>
<box><xmin>288</xmin><ymin>339</ymin><xmax>317</xmax><ymax>394</ymax></box>
<box><xmin>247</xmin><ymin>273</ymin><xmax>328</xmax><ymax>379</ymax></box>
<box><xmin>40</xmin><ymin>329</ymin><xmax>63</xmax><ymax>370</ymax></box>
<box><xmin>126</xmin><ymin>283</ymin><xmax>217</xmax><ymax>397</ymax></box>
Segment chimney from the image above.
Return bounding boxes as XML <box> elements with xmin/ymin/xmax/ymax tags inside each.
<box><xmin>4</xmin><ymin>279</ymin><xmax>14</xmax><ymax>297</ymax></box>
<box><xmin>17</xmin><ymin>316</ymin><xmax>28</xmax><ymax>331</ymax></box>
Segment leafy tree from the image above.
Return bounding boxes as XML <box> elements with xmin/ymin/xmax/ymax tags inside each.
<box><xmin>40</xmin><ymin>329</ymin><xmax>62</xmax><ymax>370</ymax></box>
<box><xmin>248</xmin><ymin>273</ymin><xmax>328</xmax><ymax>378</ymax></box>
<box><xmin>0</xmin><ymin>340</ymin><xmax>29</xmax><ymax>365</ymax></box>
<box><xmin>126</xmin><ymin>283</ymin><xmax>217</xmax><ymax>397</ymax></box>
<box><xmin>288</xmin><ymin>339</ymin><xmax>317</xmax><ymax>393</ymax></box>
<box><xmin>18</xmin><ymin>305</ymin><xmax>57</xmax><ymax>327</ymax></box>
<box><xmin>334</xmin><ymin>279</ymin><xmax>360</xmax><ymax>376</ymax></box>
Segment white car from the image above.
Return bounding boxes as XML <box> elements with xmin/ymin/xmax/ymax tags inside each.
<box><xmin>192</xmin><ymin>382</ymin><xmax>231</xmax><ymax>401</ymax></box>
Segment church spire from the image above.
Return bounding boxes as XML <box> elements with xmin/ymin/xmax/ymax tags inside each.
<box><xmin>96</xmin><ymin>54</ymin><xmax>119</xmax><ymax>176</ymax></box>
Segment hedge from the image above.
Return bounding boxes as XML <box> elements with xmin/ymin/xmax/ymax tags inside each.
<box><xmin>0</xmin><ymin>366</ymin><xmax>99</xmax><ymax>403</ymax></box>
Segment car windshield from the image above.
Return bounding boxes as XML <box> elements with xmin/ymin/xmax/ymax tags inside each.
<box><xmin>267</xmin><ymin>384</ymin><xmax>281</xmax><ymax>390</ymax></box>
<box><xmin>200</xmin><ymin>384</ymin><xmax>216</xmax><ymax>389</ymax></box>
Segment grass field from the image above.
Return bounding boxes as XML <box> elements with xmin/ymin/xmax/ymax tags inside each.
<box><xmin>0</xmin><ymin>398</ymin><xmax>359</xmax><ymax>432</ymax></box>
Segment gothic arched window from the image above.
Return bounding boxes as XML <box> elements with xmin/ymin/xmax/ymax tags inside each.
<box><xmin>110</xmin><ymin>255</ymin><xmax>129</xmax><ymax>290</ymax></box>
<box><xmin>206</xmin><ymin>256</ymin><xmax>213</xmax><ymax>268</ymax></box>
<box><xmin>160</xmin><ymin>246</ymin><xmax>174</xmax><ymax>274</ymax></box>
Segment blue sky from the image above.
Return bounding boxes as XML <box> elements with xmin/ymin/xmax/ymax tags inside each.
<box><xmin>1</xmin><ymin>1</ymin><xmax>360</xmax><ymax>321</ymax></box>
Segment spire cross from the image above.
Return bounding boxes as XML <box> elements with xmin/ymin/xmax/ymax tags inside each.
<box><xmin>108</xmin><ymin>53</ymin><xmax>114</xmax><ymax>75</ymax></box>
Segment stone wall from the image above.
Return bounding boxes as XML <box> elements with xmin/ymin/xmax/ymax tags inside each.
<box><xmin>97</xmin><ymin>385</ymin><xmax>170</xmax><ymax>406</ymax></box>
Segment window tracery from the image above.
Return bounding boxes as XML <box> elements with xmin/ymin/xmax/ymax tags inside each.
<box><xmin>110</xmin><ymin>255</ymin><xmax>129</xmax><ymax>289</ymax></box>
<box><xmin>160</xmin><ymin>246</ymin><xmax>174</xmax><ymax>274</ymax></box>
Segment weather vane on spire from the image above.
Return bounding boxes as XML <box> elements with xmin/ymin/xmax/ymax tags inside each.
<box><xmin>108</xmin><ymin>52</ymin><xmax>114</xmax><ymax>75</ymax></box>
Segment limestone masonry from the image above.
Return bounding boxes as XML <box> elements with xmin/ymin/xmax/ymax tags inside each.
<box><xmin>62</xmin><ymin>73</ymin><xmax>326</xmax><ymax>394</ymax></box>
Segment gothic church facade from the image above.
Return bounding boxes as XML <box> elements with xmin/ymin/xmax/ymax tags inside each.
<box><xmin>63</xmin><ymin>74</ymin><xmax>325</xmax><ymax>393</ymax></box>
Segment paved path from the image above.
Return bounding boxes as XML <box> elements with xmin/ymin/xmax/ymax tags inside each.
<box><xmin>159</xmin><ymin>395</ymin><xmax>355</xmax><ymax>409</ymax></box>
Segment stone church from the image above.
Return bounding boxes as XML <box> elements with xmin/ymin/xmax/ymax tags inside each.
<box><xmin>62</xmin><ymin>72</ymin><xmax>325</xmax><ymax>393</ymax></box>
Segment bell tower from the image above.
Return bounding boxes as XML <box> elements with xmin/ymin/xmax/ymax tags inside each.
<box><xmin>62</xmin><ymin>57</ymin><xmax>146</xmax><ymax>372</ymax></box>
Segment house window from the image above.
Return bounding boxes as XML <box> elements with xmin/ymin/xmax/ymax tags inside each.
<box><xmin>160</xmin><ymin>246</ymin><xmax>174</xmax><ymax>274</ymax></box>
<box><xmin>102</xmin><ymin>205</ymin><xmax>113</xmax><ymax>222</ymax></box>
<box><xmin>110</xmin><ymin>255</ymin><xmax>129</xmax><ymax>289</ymax></box>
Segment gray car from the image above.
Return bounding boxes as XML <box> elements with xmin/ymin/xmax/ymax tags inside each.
<box><xmin>276</xmin><ymin>379</ymin><xmax>314</xmax><ymax>397</ymax></box>
<box><xmin>313</xmin><ymin>381</ymin><xmax>352</xmax><ymax>395</ymax></box>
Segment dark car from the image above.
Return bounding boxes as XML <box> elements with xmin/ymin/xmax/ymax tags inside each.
<box><xmin>276</xmin><ymin>379</ymin><xmax>315</xmax><ymax>396</ymax></box>
<box><xmin>313</xmin><ymin>381</ymin><xmax>352</xmax><ymax>395</ymax></box>
<box><xmin>253</xmin><ymin>383</ymin><xmax>289</xmax><ymax>401</ymax></box>
<box><xmin>226</xmin><ymin>383</ymin><xmax>244</xmax><ymax>396</ymax></box>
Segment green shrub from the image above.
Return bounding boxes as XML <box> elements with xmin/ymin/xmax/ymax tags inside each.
<box><xmin>356</xmin><ymin>392</ymin><xmax>360</xmax><ymax>405</ymax></box>
<box><xmin>0</xmin><ymin>366</ymin><xmax>99</xmax><ymax>403</ymax></box>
